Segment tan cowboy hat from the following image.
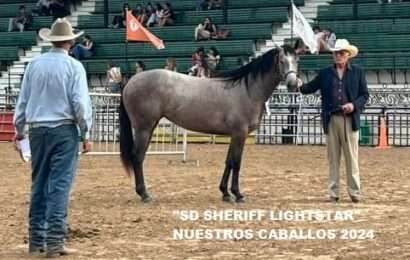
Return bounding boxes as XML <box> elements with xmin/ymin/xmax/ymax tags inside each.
<box><xmin>329</xmin><ymin>39</ymin><xmax>359</xmax><ymax>58</ymax></box>
<box><xmin>39</xmin><ymin>18</ymin><xmax>83</xmax><ymax>42</ymax></box>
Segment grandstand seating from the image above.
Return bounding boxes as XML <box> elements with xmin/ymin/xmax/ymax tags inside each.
<box><xmin>317</xmin><ymin>2</ymin><xmax>410</xmax><ymax>20</ymax></box>
<box><xmin>82</xmin><ymin>56</ymin><xmax>240</xmax><ymax>74</ymax></box>
<box><xmin>0</xmin><ymin>0</ymin><xmax>296</xmax><ymax>81</ymax></box>
<box><xmin>0</xmin><ymin>16</ymin><xmax>54</xmax><ymax>31</ymax></box>
<box><xmin>85</xmin><ymin>23</ymin><xmax>272</xmax><ymax>43</ymax></box>
<box><xmin>71</xmin><ymin>0</ymin><xmax>300</xmax><ymax>77</ymax></box>
<box><xmin>292</xmin><ymin>1</ymin><xmax>410</xmax><ymax>79</ymax></box>
<box><xmin>0</xmin><ymin>3</ymin><xmax>35</xmax><ymax>18</ymax></box>
<box><xmin>2</xmin><ymin>0</ymin><xmax>410</xmax><ymax>87</ymax></box>
<box><xmin>0</xmin><ymin>46</ymin><xmax>19</xmax><ymax>61</ymax></box>
<box><xmin>92</xmin><ymin>0</ymin><xmax>304</xmax><ymax>13</ymax></box>
<box><xmin>0</xmin><ymin>31</ymin><xmax>37</xmax><ymax>47</ymax></box>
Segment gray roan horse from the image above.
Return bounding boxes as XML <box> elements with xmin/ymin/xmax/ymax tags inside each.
<box><xmin>119</xmin><ymin>45</ymin><xmax>298</xmax><ymax>203</ymax></box>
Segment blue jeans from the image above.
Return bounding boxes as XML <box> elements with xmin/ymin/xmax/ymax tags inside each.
<box><xmin>72</xmin><ymin>44</ymin><xmax>93</xmax><ymax>60</ymax></box>
<box><xmin>28</xmin><ymin>124</ymin><xmax>79</xmax><ymax>250</ymax></box>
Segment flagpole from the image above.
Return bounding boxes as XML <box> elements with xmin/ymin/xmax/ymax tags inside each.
<box><xmin>290</xmin><ymin>0</ymin><xmax>294</xmax><ymax>46</ymax></box>
<box><xmin>125</xmin><ymin>39</ymin><xmax>129</xmax><ymax>79</ymax></box>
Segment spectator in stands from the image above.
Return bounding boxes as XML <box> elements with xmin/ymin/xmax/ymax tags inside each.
<box><xmin>146</xmin><ymin>3</ymin><xmax>163</xmax><ymax>27</ymax></box>
<box><xmin>135</xmin><ymin>61</ymin><xmax>145</xmax><ymax>74</ymax></box>
<box><xmin>164</xmin><ymin>57</ymin><xmax>178</xmax><ymax>72</ymax></box>
<box><xmin>294</xmin><ymin>38</ymin><xmax>308</xmax><ymax>55</ymax></box>
<box><xmin>8</xmin><ymin>5</ymin><xmax>32</xmax><ymax>32</ymax></box>
<box><xmin>106</xmin><ymin>61</ymin><xmax>123</xmax><ymax>93</ymax></box>
<box><xmin>197</xmin><ymin>0</ymin><xmax>209</xmax><ymax>10</ymax></box>
<box><xmin>208</xmin><ymin>0</ymin><xmax>224</xmax><ymax>9</ymax></box>
<box><xmin>206</xmin><ymin>46</ymin><xmax>220</xmax><ymax>76</ymax></box>
<box><xmin>71</xmin><ymin>0</ymin><xmax>82</xmax><ymax>11</ymax></box>
<box><xmin>109</xmin><ymin>3</ymin><xmax>129</xmax><ymax>28</ymax></box>
<box><xmin>297</xmin><ymin>39</ymin><xmax>369</xmax><ymax>204</ymax></box>
<box><xmin>313</xmin><ymin>26</ymin><xmax>330</xmax><ymax>53</ymax></box>
<box><xmin>189</xmin><ymin>47</ymin><xmax>207</xmax><ymax>77</ymax></box>
<box><xmin>71</xmin><ymin>35</ymin><xmax>95</xmax><ymax>60</ymax></box>
<box><xmin>50</xmin><ymin>0</ymin><xmax>69</xmax><ymax>20</ymax></box>
<box><xmin>325</xmin><ymin>28</ymin><xmax>337</xmax><ymax>49</ymax></box>
<box><xmin>144</xmin><ymin>3</ymin><xmax>154</xmax><ymax>25</ymax></box>
<box><xmin>158</xmin><ymin>3</ymin><xmax>174</xmax><ymax>27</ymax></box>
<box><xmin>33</xmin><ymin>0</ymin><xmax>52</xmax><ymax>16</ymax></box>
<box><xmin>14</xmin><ymin>18</ymin><xmax>92</xmax><ymax>258</ymax></box>
<box><xmin>198</xmin><ymin>0</ymin><xmax>224</xmax><ymax>10</ymax></box>
<box><xmin>132</xmin><ymin>4</ymin><xmax>146</xmax><ymax>23</ymax></box>
<box><xmin>194</xmin><ymin>17</ymin><xmax>229</xmax><ymax>40</ymax></box>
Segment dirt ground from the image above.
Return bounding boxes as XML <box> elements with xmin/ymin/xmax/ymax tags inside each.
<box><xmin>0</xmin><ymin>142</ymin><xmax>409</xmax><ymax>260</ymax></box>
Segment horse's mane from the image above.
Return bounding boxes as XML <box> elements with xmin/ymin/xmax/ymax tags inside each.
<box><xmin>217</xmin><ymin>48</ymin><xmax>279</xmax><ymax>88</ymax></box>
<box><xmin>217</xmin><ymin>45</ymin><xmax>295</xmax><ymax>88</ymax></box>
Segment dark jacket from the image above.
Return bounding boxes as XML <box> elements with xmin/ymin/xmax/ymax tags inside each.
<box><xmin>300</xmin><ymin>63</ymin><xmax>369</xmax><ymax>133</ymax></box>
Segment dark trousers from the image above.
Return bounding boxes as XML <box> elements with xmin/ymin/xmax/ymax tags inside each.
<box><xmin>28</xmin><ymin>124</ymin><xmax>79</xmax><ymax>250</ymax></box>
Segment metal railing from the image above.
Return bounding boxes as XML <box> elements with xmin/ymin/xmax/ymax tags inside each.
<box><xmin>2</xmin><ymin>92</ymin><xmax>410</xmax><ymax>147</ymax></box>
<box><xmin>257</xmin><ymin>92</ymin><xmax>410</xmax><ymax>146</ymax></box>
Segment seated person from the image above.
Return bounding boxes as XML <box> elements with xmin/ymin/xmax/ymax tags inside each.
<box><xmin>71</xmin><ymin>35</ymin><xmax>95</xmax><ymax>60</ymax></box>
<box><xmin>146</xmin><ymin>3</ymin><xmax>163</xmax><ymax>27</ymax></box>
<box><xmin>164</xmin><ymin>57</ymin><xmax>177</xmax><ymax>72</ymax></box>
<box><xmin>33</xmin><ymin>0</ymin><xmax>51</xmax><ymax>16</ymax></box>
<box><xmin>208</xmin><ymin>0</ymin><xmax>224</xmax><ymax>9</ymax></box>
<box><xmin>206</xmin><ymin>46</ymin><xmax>221</xmax><ymax>76</ymax></box>
<box><xmin>132</xmin><ymin>4</ymin><xmax>146</xmax><ymax>23</ymax></box>
<box><xmin>158</xmin><ymin>3</ymin><xmax>174</xmax><ymax>27</ymax></box>
<box><xmin>198</xmin><ymin>0</ymin><xmax>223</xmax><ymax>10</ymax></box>
<box><xmin>189</xmin><ymin>47</ymin><xmax>207</xmax><ymax>77</ymax></box>
<box><xmin>194</xmin><ymin>17</ymin><xmax>229</xmax><ymax>40</ymax></box>
<box><xmin>135</xmin><ymin>61</ymin><xmax>145</xmax><ymax>74</ymax></box>
<box><xmin>8</xmin><ymin>5</ymin><xmax>32</xmax><ymax>32</ymax></box>
<box><xmin>109</xmin><ymin>3</ymin><xmax>129</xmax><ymax>28</ymax></box>
<box><xmin>50</xmin><ymin>0</ymin><xmax>69</xmax><ymax>20</ymax></box>
<box><xmin>106</xmin><ymin>61</ymin><xmax>122</xmax><ymax>93</ymax></box>
<box><xmin>313</xmin><ymin>26</ymin><xmax>330</xmax><ymax>53</ymax></box>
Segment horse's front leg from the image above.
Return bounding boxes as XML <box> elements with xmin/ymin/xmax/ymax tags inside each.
<box><xmin>230</xmin><ymin>135</ymin><xmax>246</xmax><ymax>203</ymax></box>
<box><xmin>219</xmin><ymin>143</ymin><xmax>234</xmax><ymax>203</ymax></box>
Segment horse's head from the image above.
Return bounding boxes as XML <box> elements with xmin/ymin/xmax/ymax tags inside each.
<box><xmin>278</xmin><ymin>45</ymin><xmax>299</xmax><ymax>92</ymax></box>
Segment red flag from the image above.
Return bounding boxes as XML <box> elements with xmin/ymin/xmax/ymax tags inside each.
<box><xmin>126</xmin><ymin>11</ymin><xmax>165</xmax><ymax>49</ymax></box>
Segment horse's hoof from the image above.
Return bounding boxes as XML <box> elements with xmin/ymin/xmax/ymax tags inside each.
<box><xmin>222</xmin><ymin>195</ymin><xmax>234</xmax><ymax>203</ymax></box>
<box><xmin>141</xmin><ymin>195</ymin><xmax>153</xmax><ymax>203</ymax></box>
<box><xmin>236</xmin><ymin>196</ymin><xmax>245</xmax><ymax>203</ymax></box>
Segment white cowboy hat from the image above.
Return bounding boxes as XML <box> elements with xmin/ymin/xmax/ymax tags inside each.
<box><xmin>39</xmin><ymin>18</ymin><xmax>83</xmax><ymax>42</ymax></box>
<box><xmin>329</xmin><ymin>39</ymin><xmax>358</xmax><ymax>58</ymax></box>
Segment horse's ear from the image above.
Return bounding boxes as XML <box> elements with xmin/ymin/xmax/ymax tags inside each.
<box><xmin>277</xmin><ymin>46</ymin><xmax>285</xmax><ymax>59</ymax></box>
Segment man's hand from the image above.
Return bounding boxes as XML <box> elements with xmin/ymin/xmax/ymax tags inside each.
<box><xmin>82</xmin><ymin>139</ymin><xmax>93</xmax><ymax>154</ymax></box>
<box><xmin>13</xmin><ymin>134</ymin><xmax>25</xmax><ymax>151</ymax></box>
<box><xmin>341</xmin><ymin>102</ymin><xmax>355</xmax><ymax>114</ymax></box>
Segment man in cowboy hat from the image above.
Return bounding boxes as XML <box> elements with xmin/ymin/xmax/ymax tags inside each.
<box><xmin>297</xmin><ymin>39</ymin><xmax>369</xmax><ymax>203</ymax></box>
<box><xmin>13</xmin><ymin>18</ymin><xmax>92</xmax><ymax>257</ymax></box>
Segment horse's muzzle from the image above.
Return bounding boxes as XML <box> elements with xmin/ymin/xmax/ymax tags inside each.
<box><xmin>285</xmin><ymin>71</ymin><xmax>298</xmax><ymax>92</ymax></box>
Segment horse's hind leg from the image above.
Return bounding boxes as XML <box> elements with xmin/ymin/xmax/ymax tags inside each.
<box><xmin>219</xmin><ymin>143</ymin><xmax>234</xmax><ymax>203</ymax></box>
<box><xmin>132</xmin><ymin>126</ymin><xmax>155</xmax><ymax>203</ymax></box>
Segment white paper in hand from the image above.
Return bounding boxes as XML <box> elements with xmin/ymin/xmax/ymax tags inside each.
<box><xmin>18</xmin><ymin>137</ymin><xmax>31</xmax><ymax>162</ymax></box>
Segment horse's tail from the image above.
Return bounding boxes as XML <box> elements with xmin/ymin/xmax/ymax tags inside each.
<box><xmin>119</xmin><ymin>92</ymin><xmax>133</xmax><ymax>176</ymax></box>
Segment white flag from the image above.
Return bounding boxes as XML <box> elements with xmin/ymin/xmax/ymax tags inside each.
<box><xmin>292</xmin><ymin>4</ymin><xmax>318</xmax><ymax>54</ymax></box>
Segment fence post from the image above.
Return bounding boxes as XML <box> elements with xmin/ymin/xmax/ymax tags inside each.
<box><xmin>104</xmin><ymin>0</ymin><xmax>109</xmax><ymax>28</ymax></box>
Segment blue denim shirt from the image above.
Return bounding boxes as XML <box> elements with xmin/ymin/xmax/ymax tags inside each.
<box><xmin>13</xmin><ymin>48</ymin><xmax>92</xmax><ymax>139</ymax></box>
<box><xmin>300</xmin><ymin>63</ymin><xmax>369</xmax><ymax>133</ymax></box>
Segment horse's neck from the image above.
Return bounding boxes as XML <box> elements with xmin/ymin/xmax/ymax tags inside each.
<box><xmin>250</xmin><ymin>73</ymin><xmax>280</xmax><ymax>104</ymax></box>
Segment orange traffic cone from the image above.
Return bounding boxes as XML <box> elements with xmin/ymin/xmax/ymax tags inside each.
<box><xmin>376</xmin><ymin>115</ymin><xmax>390</xmax><ymax>149</ymax></box>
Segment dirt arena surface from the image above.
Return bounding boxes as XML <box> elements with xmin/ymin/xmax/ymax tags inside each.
<box><xmin>0</xmin><ymin>142</ymin><xmax>409</xmax><ymax>260</ymax></box>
